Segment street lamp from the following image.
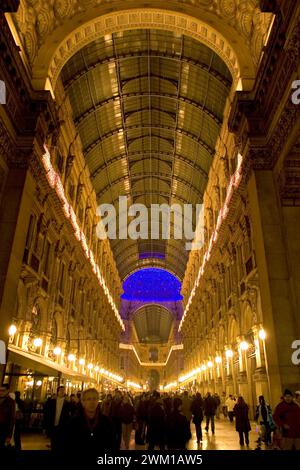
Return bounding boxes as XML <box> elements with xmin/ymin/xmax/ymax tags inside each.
<box><xmin>240</xmin><ymin>341</ymin><xmax>249</xmax><ymax>351</ymax></box>
<box><xmin>259</xmin><ymin>328</ymin><xmax>271</xmax><ymax>404</ymax></box>
<box><xmin>53</xmin><ymin>347</ymin><xmax>61</xmax><ymax>356</ymax></box>
<box><xmin>33</xmin><ymin>338</ymin><xmax>43</xmax><ymax>348</ymax></box>
<box><xmin>9</xmin><ymin>325</ymin><xmax>17</xmax><ymax>336</ymax></box>
<box><xmin>258</xmin><ymin>329</ymin><xmax>266</xmax><ymax>340</ymax></box>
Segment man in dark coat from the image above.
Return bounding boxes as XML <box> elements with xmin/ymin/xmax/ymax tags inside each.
<box><xmin>191</xmin><ymin>393</ymin><xmax>204</xmax><ymax>443</ymax></box>
<box><xmin>166</xmin><ymin>398</ymin><xmax>191</xmax><ymax>449</ymax></box>
<box><xmin>64</xmin><ymin>388</ymin><xmax>117</xmax><ymax>456</ymax></box>
<box><xmin>43</xmin><ymin>385</ymin><xmax>71</xmax><ymax>452</ymax></box>
<box><xmin>273</xmin><ymin>389</ymin><xmax>300</xmax><ymax>450</ymax></box>
<box><xmin>110</xmin><ymin>389</ymin><xmax>123</xmax><ymax>449</ymax></box>
<box><xmin>147</xmin><ymin>391</ymin><xmax>166</xmax><ymax>450</ymax></box>
<box><xmin>0</xmin><ymin>385</ymin><xmax>15</xmax><ymax>450</ymax></box>
<box><xmin>204</xmin><ymin>392</ymin><xmax>217</xmax><ymax>434</ymax></box>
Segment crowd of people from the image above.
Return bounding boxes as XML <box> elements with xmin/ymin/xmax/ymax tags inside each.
<box><xmin>1</xmin><ymin>383</ymin><xmax>300</xmax><ymax>452</ymax></box>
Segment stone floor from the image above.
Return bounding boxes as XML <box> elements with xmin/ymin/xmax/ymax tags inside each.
<box><xmin>21</xmin><ymin>417</ymin><xmax>262</xmax><ymax>451</ymax></box>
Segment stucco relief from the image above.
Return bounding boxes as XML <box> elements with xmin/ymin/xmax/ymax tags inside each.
<box><xmin>11</xmin><ymin>1</ymin><xmax>272</xmax><ymax>87</ymax></box>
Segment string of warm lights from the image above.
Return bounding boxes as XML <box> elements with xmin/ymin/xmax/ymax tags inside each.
<box><xmin>163</xmin><ymin>381</ymin><xmax>178</xmax><ymax>391</ymax></box>
<box><xmin>179</xmin><ymin>155</ymin><xmax>244</xmax><ymax>331</ymax></box>
<box><xmin>41</xmin><ymin>144</ymin><xmax>125</xmax><ymax>331</ymax></box>
<box><xmin>8</xmin><ymin>325</ymin><xmax>124</xmax><ymax>384</ymax></box>
<box><xmin>177</xmin><ymin>329</ymin><xmax>267</xmax><ymax>384</ymax></box>
<box><xmin>126</xmin><ymin>380</ymin><xmax>142</xmax><ymax>390</ymax></box>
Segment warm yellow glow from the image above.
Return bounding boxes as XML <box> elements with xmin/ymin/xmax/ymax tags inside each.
<box><xmin>127</xmin><ymin>380</ymin><xmax>141</xmax><ymax>389</ymax></box>
<box><xmin>79</xmin><ymin>358</ymin><xmax>85</xmax><ymax>365</ymax></box>
<box><xmin>201</xmin><ymin>365</ymin><xmax>206</xmax><ymax>371</ymax></box>
<box><xmin>68</xmin><ymin>354</ymin><xmax>76</xmax><ymax>361</ymax></box>
<box><xmin>164</xmin><ymin>381</ymin><xmax>178</xmax><ymax>391</ymax></box>
<box><xmin>215</xmin><ymin>356</ymin><xmax>222</xmax><ymax>364</ymax></box>
<box><xmin>36</xmin><ymin>380</ymin><xmax>42</xmax><ymax>387</ymax></box>
<box><xmin>33</xmin><ymin>338</ymin><xmax>43</xmax><ymax>347</ymax></box>
<box><xmin>87</xmin><ymin>363</ymin><xmax>93</xmax><ymax>370</ymax></box>
<box><xmin>226</xmin><ymin>349</ymin><xmax>233</xmax><ymax>358</ymax></box>
<box><xmin>258</xmin><ymin>329</ymin><xmax>266</xmax><ymax>340</ymax></box>
<box><xmin>207</xmin><ymin>361</ymin><xmax>213</xmax><ymax>368</ymax></box>
<box><xmin>179</xmin><ymin>369</ymin><xmax>197</xmax><ymax>383</ymax></box>
<box><xmin>9</xmin><ymin>325</ymin><xmax>17</xmax><ymax>336</ymax></box>
<box><xmin>240</xmin><ymin>341</ymin><xmax>249</xmax><ymax>351</ymax></box>
<box><xmin>94</xmin><ymin>365</ymin><xmax>99</xmax><ymax>372</ymax></box>
<box><xmin>53</xmin><ymin>347</ymin><xmax>62</xmax><ymax>356</ymax></box>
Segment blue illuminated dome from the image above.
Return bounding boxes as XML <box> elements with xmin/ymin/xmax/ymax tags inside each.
<box><xmin>121</xmin><ymin>268</ymin><xmax>183</xmax><ymax>302</ymax></box>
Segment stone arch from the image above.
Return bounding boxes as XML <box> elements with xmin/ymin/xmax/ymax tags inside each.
<box><xmin>15</xmin><ymin>7</ymin><xmax>266</xmax><ymax>93</ymax></box>
<box><xmin>241</xmin><ymin>301</ymin><xmax>255</xmax><ymax>335</ymax></box>
<box><xmin>227</xmin><ymin>316</ymin><xmax>239</xmax><ymax>346</ymax></box>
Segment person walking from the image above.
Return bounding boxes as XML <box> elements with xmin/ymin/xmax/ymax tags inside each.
<box><xmin>64</xmin><ymin>388</ymin><xmax>116</xmax><ymax>455</ymax></box>
<box><xmin>191</xmin><ymin>393</ymin><xmax>204</xmax><ymax>443</ymax></box>
<box><xmin>0</xmin><ymin>385</ymin><xmax>16</xmax><ymax>450</ymax></box>
<box><xmin>101</xmin><ymin>393</ymin><xmax>113</xmax><ymax>417</ymax></box>
<box><xmin>273</xmin><ymin>389</ymin><xmax>300</xmax><ymax>450</ymax></box>
<box><xmin>111</xmin><ymin>390</ymin><xmax>124</xmax><ymax>450</ymax></box>
<box><xmin>214</xmin><ymin>394</ymin><xmax>221</xmax><ymax>420</ymax></box>
<box><xmin>233</xmin><ymin>396</ymin><xmax>251</xmax><ymax>447</ymax></box>
<box><xmin>147</xmin><ymin>391</ymin><xmax>166</xmax><ymax>450</ymax></box>
<box><xmin>121</xmin><ymin>395</ymin><xmax>135</xmax><ymax>450</ymax></box>
<box><xmin>43</xmin><ymin>385</ymin><xmax>71</xmax><ymax>452</ymax></box>
<box><xmin>166</xmin><ymin>398</ymin><xmax>191</xmax><ymax>450</ymax></box>
<box><xmin>225</xmin><ymin>395</ymin><xmax>236</xmax><ymax>423</ymax></box>
<box><xmin>254</xmin><ymin>395</ymin><xmax>274</xmax><ymax>446</ymax></box>
<box><xmin>204</xmin><ymin>392</ymin><xmax>217</xmax><ymax>435</ymax></box>
<box><xmin>181</xmin><ymin>391</ymin><xmax>192</xmax><ymax>433</ymax></box>
<box><xmin>294</xmin><ymin>391</ymin><xmax>300</xmax><ymax>408</ymax></box>
<box><xmin>14</xmin><ymin>391</ymin><xmax>25</xmax><ymax>451</ymax></box>
<box><xmin>135</xmin><ymin>394</ymin><xmax>147</xmax><ymax>445</ymax></box>
<box><xmin>221</xmin><ymin>392</ymin><xmax>227</xmax><ymax>418</ymax></box>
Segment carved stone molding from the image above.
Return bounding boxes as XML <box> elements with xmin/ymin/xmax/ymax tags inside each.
<box><xmin>246</xmin><ymin>99</ymin><xmax>300</xmax><ymax>171</ymax></box>
<box><xmin>285</xmin><ymin>19</ymin><xmax>300</xmax><ymax>67</ymax></box>
<box><xmin>11</xmin><ymin>2</ymin><xmax>274</xmax><ymax>89</ymax></box>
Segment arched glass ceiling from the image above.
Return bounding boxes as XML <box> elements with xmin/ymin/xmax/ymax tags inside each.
<box><xmin>122</xmin><ymin>267</ymin><xmax>182</xmax><ymax>302</ymax></box>
<box><xmin>61</xmin><ymin>29</ymin><xmax>232</xmax><ymax>280</ymax></box>
<box><xmin>133</xmin><ymin>304</ymin><xmax>174</xmax><ymax>344</ymax></box>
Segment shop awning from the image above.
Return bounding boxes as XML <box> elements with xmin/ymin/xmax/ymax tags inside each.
<box><xmin>7</xmin><ymin>345</ymin><xmax>97</xmax><ymax>383</ymax></box>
